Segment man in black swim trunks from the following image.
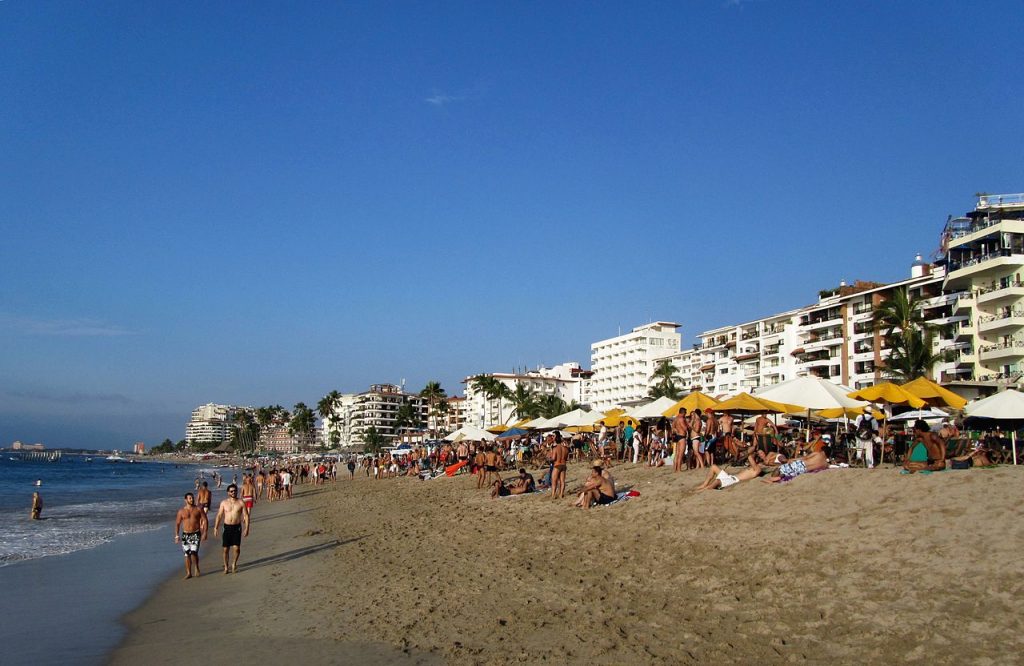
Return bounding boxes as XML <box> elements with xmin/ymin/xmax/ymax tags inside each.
<box><xmin>174</xmin><ymin>492</ymin><xmax>208</xmax><ymax>579</ymax></box>
<box><xmin>213</xmin><ymin>484</ymin><xmax>249</xmax><ymax>574</ymax></box>
<box><xmin>576</xmin><ymin>461</ymin><xmax>616</xmax><ymax>508</ymax></box>
<box><xmin>197</xmin><ymin>481</ymin><xmax>212</xmax><ymax>514</ymax></box>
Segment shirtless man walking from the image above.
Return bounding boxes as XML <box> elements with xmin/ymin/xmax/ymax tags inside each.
<box><xmin>197</xmin><ymin>481</ymin><xmax>212</xmax><ymax>515</ymax></box>
<box><xmin>174</xmin><ymin>492</ymin><xmax>208</xmax><ymax>579</ymax></box>
<box><xmin>241</xmin><ymin>473</ymin><xmax>256</xmax><ymax>516</ymax></box>
<box><xmin>549</xmin><ymin>433</ymin><xmax>570</xmax><ymax>499</ymax></box>
<box><xmin>213</xmin><ymin>484</ymin><xmax>250</xmax><ymax>574</ymax></box>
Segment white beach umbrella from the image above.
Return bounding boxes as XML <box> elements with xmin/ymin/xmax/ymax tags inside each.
<box><xmin>756</xmin><ymin>376</ymin><xmax>866</xmax><ymax>411</ymax></box>
<box><xmin>887</xmin><ymin>408</ymin><xmax>949</xmax><ymax>422</ymax></box>
<box><xmin>627</xmin><ymin>396</ymin><xmax>679</xmax><ymax>420</ymax></box>
<box><xmin>964</xmin><ymin>389</ymin><xmax>1024</xmax><ymax>464</ymax></box>
<box><xmin>756</xmin><ymin>376</ymin><xmax>867</xmax><ymax>441</ymax></box>
<box><xmin>443</xmin><ymin>425</ymin><xmax>497</xmax><ymax>442</ymax></box>
<box><xmin>548</xmin><ymin>408</ymin><xmax>600</xmax><ymax>428</ymax></box>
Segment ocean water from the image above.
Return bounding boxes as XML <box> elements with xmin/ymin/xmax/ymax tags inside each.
<box><xmin>0</xmin><ymin>454</ymin><xmax>209</xmax><ymax>565</ymax></box>
<box><xmin>0</xmin><ymin>454</ymin><xmax>240</xmax><ymax>665</ymax></box>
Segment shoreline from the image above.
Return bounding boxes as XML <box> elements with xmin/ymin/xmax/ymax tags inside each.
<box><xmin>110</xmin><ymin>463</ymin><xmax>1024</xmax><ymax>664</ymax></box>
<box><xmin>110</xmin><ymin>482</ymin><xmax>437</xmax><ymax>665</ymax></box>
<box><xmin>0</xmin><ymin>525</ymin><xmax>181</xmax><ymax>666</ymax></box>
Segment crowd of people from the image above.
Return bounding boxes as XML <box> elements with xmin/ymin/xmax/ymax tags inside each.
<box><xmin>342</xmin><ymin>405</ymin><xmax>1012</xmax><ymax>503</ymax></box>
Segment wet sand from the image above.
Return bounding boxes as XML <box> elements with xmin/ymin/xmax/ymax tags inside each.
<box><xmin>112</xmin><ymin>463</ymin><xmax>1024</xmax><ymax>664</ymax></box>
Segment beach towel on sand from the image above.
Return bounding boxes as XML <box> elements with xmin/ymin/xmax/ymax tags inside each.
<box><xmin>597</xmin><ymin>491</ymin><xmax>638</xmax><ymax>507</ymax></box>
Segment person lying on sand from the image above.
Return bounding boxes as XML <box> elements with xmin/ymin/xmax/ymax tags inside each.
<box><xmin>574</xmin><ymin>461</ymin><xmax>616</xmax><ymax>508</ymax></box>
<box><xmin>696</xmin><ymin>454</ymin><xmax>763</xmax><ymax>491</ymax></box>
<box><xmin>762</xmin><ymin>450</ymin><xmax>829</xmax><ymax>483</ymax></box>
<box><xmin>490</xmin><ymin>478</ymin><xmax>511</xmax><ymax>498</ymax></box>
<box><xmin>756</xmin><ymin>450</ymin><xmax>787</xmax><ymax>468</ymax></box>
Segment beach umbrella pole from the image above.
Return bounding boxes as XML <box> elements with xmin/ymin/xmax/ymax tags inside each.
<box><xmin>1014</xmin><ymin>431</ymin><xmax>1018</xmax><ymax>466</ymax></box>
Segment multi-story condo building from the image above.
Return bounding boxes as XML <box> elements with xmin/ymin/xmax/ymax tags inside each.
<box><xmin>261</xmin><ymin>425</ymin><xmax>320</xmax><ymax>453</ymax></box>
<box><xmin>589</xmin><ymin>322</ymin><xmax>682</xmax><ymax>411</ymax></box>
<box><xmin>348</xmin><ymin>384</ymin><xmax>426</xmax><ymax>448</ymax></box>
<box><xmin>185</xmin><ymin>403</ymin><xmax>235</xmax><ymax>444</ymax></box>
<box><xmin>463</xmin><ymin>362</ymin><xmax>593</xmax><ymax>427</ymax></box>
<box><xmin>439</xmin><ymin>395</ymin><xmax>468</xmax><ymax>434</ymax></box>
<box><xmin>682</xmin><ymin>258</ymin><xmax>965</xmax><ymax>394</ymax></box>
<box><xmin>941</xmin><ymin>193</ymin><xmax>1024</xmax><ymax>387</ymax></box>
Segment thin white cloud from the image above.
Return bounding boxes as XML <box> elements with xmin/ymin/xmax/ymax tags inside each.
<box><xmin>0</xmin><ymin>314</ymin><xmax>136</xmax><ymax>337</ymax></box>
<box><xmin>3</xmin><ymin>388</ymin><xmax>135</xmax><ymax>405</ymax></box>
<box><xmin>425</xmin><ymin>91</ymin><xmax>463</xmax><ymax>107</ymax></box>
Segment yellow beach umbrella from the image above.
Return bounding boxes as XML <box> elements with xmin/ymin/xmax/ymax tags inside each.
<box><xmin>662</xmin><ymin>391</ymin><xmax>720</xmax><ymax>417</ymax></box>
<box><xmin>847</xmin><ymin>382</ymin><xmax>926</xmax><ymax>409</ymax></box>
<box><xmin>487</xmin><ymin>424</ymin><xmax>509</xmax><ymax>433</ymax></box>
<box><xmin>599</xmin><ymin>409</ymin><xmax>638</xmax><ymax>428</ymax></box>
<box><xmin>817</xmin><ymin>406</ymin><xmax>885</xmax><ymax>420</ymax></box>
<box><xmin>900</xmin><ymin>377</ymin><xmax>968</xmax><ymax>410</ymax></box>
<box><xmin>713</xmin><ymin>392</ymin><xmax>802</xmax><ymax>414</ymax></box>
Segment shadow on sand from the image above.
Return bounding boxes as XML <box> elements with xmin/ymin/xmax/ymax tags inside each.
<box><xmin>240</xmin><ymin>535</ymin><xmax>365</xmax><ymax>571</ymax></box>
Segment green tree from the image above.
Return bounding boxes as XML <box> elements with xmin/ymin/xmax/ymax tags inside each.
<box><xmin>394</xmin><ymin>398</ymin><xmax>422</xmax><ymax>437</ymax></box>
<box><xmin>288</xmin><ymin>402</ymin><xmax>316</xmax><ymax>449</ymax></box>
<box><xmin>535</xmin><ymin>393</ymin><xmax>568</xmax><ymax>419</ymax></box>
<box><xmin>648</xmin><ymin>359</ymin><xmax>682</xmax><ymax>400</ymax></box>
<box><xmin>318</xmin><ymin>391</ymin><xmax>343</xmax><ymax>450</ymax></box>
<box><xmin>509</xmin><ymin>382</ymin><xmax>538</xmax><ymax>421</ymax></box>
<box><xmin>873</xmin><ymin>288</ymin><xmax>948</xmax><ymax>381</ymax></box>
<box><xmin>419</xmin><ymin>381</ymin><xmax>447</xmax><ymax>437</ymax></box>
<box><xmin>363</xmin><ymin>426</ymin><xmax>385</xmax><ymax>454</ymax></box>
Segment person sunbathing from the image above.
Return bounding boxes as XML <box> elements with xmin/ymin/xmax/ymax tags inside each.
<box><xmin>490</xmin><ymin>478</ymin><xmax>511</xmax><ymax>498</ymax></box>
<box><xmin>696</xmin><ymin>454</ymin><xmax>764</xmax><ymax>491</ymax></box>
<box><xmin>756</xmin><ymin>450</ymin><xmax>787</xmax><ymax>465</ymax></box>
<box><xmin>949</xmin><ymin>446</ymin><xmax>995</xmax><ymax>468</ymax></box>
<box><xmin>762</xmin><ymin>450</ymin><xmax>828</xmax><ymax>483</ymax></box>
<box><xmin>574</xmin><ymin>461</ymin><xmax>616</xmax><ymax>508</ymax></box>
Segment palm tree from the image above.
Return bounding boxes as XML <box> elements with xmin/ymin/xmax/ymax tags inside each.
<box><xmin>649</xmin><ymin>359</ymin><xmax>682</xmax><ymax>400</ymax></box>
<box><xmin>419</xmin><ymin>381</ymin><xmax>447</xmax><ymax>437</ymax></box>
<box><xmin>288</xmin><ymin>402</ymin><xmax>316</xmax><ymax>450</ymax></box>
<box><xmin>317</xmin><ymin>391</ymin><xmax>343</xmax><ymax>449</ymax></box>
<box><xmin>394</xmin><ymin>398</ymin><xmax>422</xmax><ymax>439</ymax></box>
<box><xmin>874</xmin><ymin>288</ymin><xmax>947</xmax><ymax>380</ymax></box>
<box><xmin>471</xmin><ymin>374</ymin><xmax>502</xmax><ymax>425</ymax></box>
<box><xmin>431</xmin><ymin>398</ymin><xmax>450</xmax><ymax>437</ymax></box>
<box><xmin>363</xmin><ymin>426</ymin><xmax>385</xmax><ymax>454</ymax></box>
<box><xmin>883</xmin><ymin>327</ymin><xmax>949</xmax><ymax>383</ymax></box>
<box><xmin>509</xmin><ymin>382</ymin><xmax>538</xmax><ymax>421</ymax></box>
<box><xmin>535</xmin><ymin>393</ymin><xmax>568</xmax><ymax>419</ymax></box>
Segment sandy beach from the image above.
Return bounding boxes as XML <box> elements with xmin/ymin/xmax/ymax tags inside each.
<box><xmin>112</xmin><ymin>462</ymin><xmax>1024</xmax><ymax>664</ymax></box>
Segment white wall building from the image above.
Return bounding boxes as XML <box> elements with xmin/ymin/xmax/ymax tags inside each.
<box><xmin>185</xmin><ymin>403</ymin><xmax>235</xmax><ymax>443</ymax></box>
<box><xmin>463</xmin><ymin>362</ymin><xmax>593</xmax><ymax>427</ymax></box>
<box><xmin>589</xmin><ymin>322</ymin><xmax>682</xmax><ymax>411</ymax></box>
<box><xmin>941</xmin><ymin>193</ymin><xmax>1024</xmax><ymax>391</ymax></box>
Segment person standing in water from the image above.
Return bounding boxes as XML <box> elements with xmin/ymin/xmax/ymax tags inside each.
<box><xmin>30</xmin><ymin>492</ymin><xmax>43</xmax><ymax>520</ymax></box>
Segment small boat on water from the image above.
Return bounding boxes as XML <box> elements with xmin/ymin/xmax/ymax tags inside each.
<box><xmin>106</xmin><ymin>452</ymin><xmax>128</xmax><ymax>463</ymax></box>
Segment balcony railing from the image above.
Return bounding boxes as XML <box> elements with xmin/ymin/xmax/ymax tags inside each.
<box><xmin>977</xmin><ymin>280</ymin><xmax>1024</xmax><ymax>295</ymax></box>
<box><xmin>978</xmin><ymin>308</ymin><xmax>1024</xmax><ymax>323</ymax></box>
<box><xmin>948</xmin><ymin>248</ymin><xmax>1021</xmax><ymax>272</ymax></box>
<box><xmin>977</xmin><ymin>193</ymin><xmax>1024</xmax><ymax>209</ymax></box>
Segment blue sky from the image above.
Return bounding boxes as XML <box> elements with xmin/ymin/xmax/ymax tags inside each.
<box><xmin>2</xmin><ymin>1</ymin><xmax>1022</xmax><ymax>449</ymax></box>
